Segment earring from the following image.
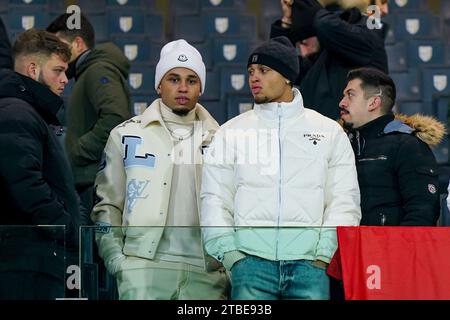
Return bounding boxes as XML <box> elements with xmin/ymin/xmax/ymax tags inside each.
<box><xmin>286</xmin><ymin>80</ymin><xmax>291</xmax><ymax>84</ymax></box>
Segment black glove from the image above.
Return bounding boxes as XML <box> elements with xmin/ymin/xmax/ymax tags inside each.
<box><xmin>290</xmin><ymin>0</ymin><xmax>323</xmax><ymax>42</ymax></box>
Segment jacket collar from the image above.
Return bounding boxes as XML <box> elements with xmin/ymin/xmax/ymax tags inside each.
<box><xmin>140</xmin><ymin>98</ymin><xmax>218</xmax><ymax>134</ymax></box>
<box><xmin>0</xmin><ymin>69</ymin><xmax>63</xmax><ymax>125</ymax></box>
<box><xmin>253</xmin><ymin>87</ymin><xmax>304</xmax><ymax>121</ymax></box>
<box><xmin>355</xmin><ymin>113</ymin><xmax>397</xmax><ymax>139</ymax></box>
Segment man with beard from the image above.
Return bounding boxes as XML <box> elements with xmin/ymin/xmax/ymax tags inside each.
<box><xmin>0</xmin><ymin>29</ymin><xmax>80</xmax><ymax>299</ymax></box>
<box><xmin>91</xmin><ymin>39</ymin><xmax>229</xmax><ymax>299</ymax></box>
<box><xmin>271</xmin><ymin>0</ymin><xmax>388</xmax><ymax>120</ymax></box>
<box><xmin>200</xmin><ymin>37</ymin><xmax>361</xmax><ymax>300</ymax></box>
<box><xmin>339</xmin><ymin>67</ymin><xmax>441</xmax><ymax>226</ymax></box>
<box><xmin>47</xmin><ymin>14</ymin><xmax>131</xmax><ymax>224</ymax></box>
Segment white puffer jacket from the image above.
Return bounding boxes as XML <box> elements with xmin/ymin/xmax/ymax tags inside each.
<box><xmin>200</xmin><ymin>88</ymin><xmax>361</xmax><ymax>264</ymax></box>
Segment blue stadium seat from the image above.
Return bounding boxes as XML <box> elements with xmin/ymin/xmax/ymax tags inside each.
<box><xmin>261</xmin><ymin>0</ymin><xmax>281</xmax><ymax>19</ymax></box>
<box><xmin>87</xmin><ymin>14</ymin><xmax>109</xmax><ymax>43</ymax></box>
<box><xmin>172</xmin><ymin>15</ymin><xmax>205</xmax><ymax>43</ymax></box>
<box><xmin>200</xmin><ymin>99</ymin><xmax>227</xmax><ymax>124</ymax></box>
<box><xmin>382</xmin><ymin>15</ymin><xmax>396</xmax><ymax>45</ymax></box>
<box><xmin>226</xmin><ymin>93</ymin><xmax>253</xmax><ymax>119</ymax></box>
<box><xmin>393</xmin><ymin>10</ymin><xmax>437</xmax><ymax>40</ymax></box>
<box><xmin>9</xmin><ymin>0</ymin><xmax>48</xmax><ymax>5</ymax></box>
<box><xmin>390</xmin><ymin>69</ymin><xmax>421</xmax><ymax>101</ymax></box>
<box><xmin>239</xmin><ymin>13</ymin><xmax>257</xmax><ymax>39</ymax></box>
<box><xmin>386</xmin><ymin>42</ymin><xmax>407</xmax><ymax>72</ymax></box>
<box><xmin>111</xmin><ymin>35</ymin><xmax>152</xmax><ymax>64</ymax></box>
<box><xmin>195</xmin><ymin>40</ymin><xmax>213</xmax><ymax>70</ymax></box>
<box><xmin>50</xmin><ymin>0</ymin><xmax>106</xmax><ymax>14</ymax></box>
<box><xmin>421</xmin><ymin>66</ymin><xmax>450</xmax><ymax>102</ymax></box>
<box><xmin>219</xmin><ymin>65</ymin><xmax>249</xmax><ymax>98</ymax></box>
<box><xmin>212</xmin><ymin>36</ymin><xmax>250</xmax><ymax>66</ymax></box>
<box><xmin>433</xmin><ymin>94</ymin><xmax>450</xmax><ymax>126</ymax></box>
<box><xmin>107</xmin><ymin>8</ymin><xmax>145</xmax><ymax>35</ymax></box>
<box><xmin>130</xmin><ymin>94</ymin><xmax>157</xmax><ymax>116</ymax></box>
<box><xmin>202</xmin><ymin>70</ymin><xmax>220</xmax><ymax>100</ymax></box>
<box><xmin>200</xmin><ymin>0</ymin><xmax>235</xmax><ymax>10</ymax></box>
<box><xmin>407</xmin><ymin>38</ymin><xmax>445</xmax><ymax>66</ymax></box>
<box><xmin>203</xmin><ymin>10</ymin><xmax>240</xmax><ymax>37</ymax></box>
<box><xmin>106</xmin><ymin>0</ymin><xmax>156</xmax><ymax>10</ymax></box>
<box><xmin>169</xmin><ymin>0</ymin><xmax>200</xmax><ymax>16</ymax></box>
<box><xmin>128</xmin><ymin>65</ymin><xmax>155</xmax><ymax>96</ymax></box>
<box><xmin>7</xmin><ymin>6</ymin><xmax>49</xmax><ymax>31</ymax></box>
<box><xmin>390</xmin><ymin>0</ymin><xmax>423</xmax><ymax>11</ymax></box>
<box><xmin>395</xmin><ymin>99</ymin><xmax>432</xmax><ymax>116</ymax></box>
<box><xmin>144</xmin><ymin>13</ymin><xmax>164</xmax><ymax>40</ymax></box>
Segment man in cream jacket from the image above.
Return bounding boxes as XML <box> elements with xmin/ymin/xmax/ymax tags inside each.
<box><xmin>200</xmin><ymin>36</ymin><xmax>361</xmax><ymax>300</ymax></box>
<box><xmin>91</xmin><ymin>39</ymin><xmax>228</xmax><ymax>300</ymax></box>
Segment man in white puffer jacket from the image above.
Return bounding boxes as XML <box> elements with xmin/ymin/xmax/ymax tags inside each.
<box><xmin>200</xmin><ymin>36</ymin><xmax>361</xmax><ymax>300</ymax></box>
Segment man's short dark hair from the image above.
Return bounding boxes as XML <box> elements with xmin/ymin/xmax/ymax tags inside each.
<box><xmin>347</xmin><ymin>67</ymin><xmax>396</xmax><ymax>114</ymax></box>
<box><xmin>12</xmin><ymin>28</ymin><xmax>71</xmax><ymax>62</ymax></box>
<box><xmin>47</xmin><ymin>13</ymin><xmax>95</xmax><ymax>49</ymax></box>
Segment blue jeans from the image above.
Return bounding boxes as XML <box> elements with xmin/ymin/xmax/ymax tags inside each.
<box><xmin>231</xmin><ymin>255</ymin><xmax>330</xmax><ymax>300</ymax></box>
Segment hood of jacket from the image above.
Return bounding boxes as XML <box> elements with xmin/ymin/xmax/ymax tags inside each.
<box><xmin>0</xmin><ymin>68</ymin><xmax>63</xmax><ymax>125</ymax></box>
<box><xmin>395</xmin><ymin>113</ymin><xmax>446</xmax><ymax>147</ymax></box>
<box><xmin>77</xmin><ymin>42</ymin><xmax>129</xmax><ymax>79</ymax></box>
<box><xmin>339</xmin><ymin>113</ymin><xmax>446</xmax><ymax>147</ymax></box>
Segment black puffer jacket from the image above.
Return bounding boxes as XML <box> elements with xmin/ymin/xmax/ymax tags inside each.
<box><xmin>0</xmin><ymin>69</ymin><xmax>80</xmax><ymax>274</ymax></box>
<box><xmin>347</xmin><ymin>114</ymin><xmax>443</xmax><ymax>226</ymax></box>
<box><xmin>0</xmin><ymin>17</ymin><xmax>12</xmax><ymax>70</ymax></box>
<box><xmin>271</xmin><ymin>8</ymin><xmax>388</xmax><ymax>120</ymax></box>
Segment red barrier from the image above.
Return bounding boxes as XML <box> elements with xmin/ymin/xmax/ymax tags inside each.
<box><xmin>327</xmin><ymin>226</ymin><xmax>450</xmax><ymax>300</ymax></box>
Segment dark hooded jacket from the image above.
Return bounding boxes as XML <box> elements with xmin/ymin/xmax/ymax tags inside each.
<box><xmin>0</xmin><ymin>69</ymin><xmax>80</xmax><ymax>275</ymax></box>
<box><xmin>271</xmin><ymin>8</ymin><xmax>388</xmax><ymax>120</ymax></box>
<box><xmin>65</xmin><ymin>42</ymin><xmax>131</xmax><ymax>188</ymax></box>
<box><xmin>347</xmin><ymin>113</ymin><xmax>444</xmax><ymax>226</ymax></box>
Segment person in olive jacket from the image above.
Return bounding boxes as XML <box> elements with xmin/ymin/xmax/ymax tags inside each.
<box><xmin>0</xmin><ymin>29</ymin><xmax>80</xmax><ymax>299</ymax></box>
<box><xmin>47</xmin><ymin>14</ymin><xmax>131</xmax><ymax>224</ymax></box>
<box><xmin>339</xmin><ymin>68</ymin><xmax>442</xmax><ymax>226</ymax></box>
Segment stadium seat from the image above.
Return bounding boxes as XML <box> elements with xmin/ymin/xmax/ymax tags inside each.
<box><xmin>50</xmin><ymin>0</ymin><xmax>107</xmax><ymax>14</ymax></box>
<box><xmin>169</xmin><ymin>0</ymin><xmax>200</xmax><ymax>16</ymax></box>
<box><xmin>200</xmin><ymin>99</ymin><xmax>227</xmax><ymax>124</ymax></box>
<box><xmin>87</xmin><ymin>14</ymin><xmax>109</xmax><ymax>43</ymax></box>
<box><xmin>7</xmin><ymin>6</ymin><xmax>49</xmax><ymax>31</ymax></box>
<box><xmin>107</xmin><ymin>8</ymin><xmax>146</xmax><ymax>35</ymax></box>
<box><xmin>203</xmin><ymin>10</ymin><xmax>240</xmax><ymax>37</ymax></box>
<box><xmin>390</xmin><ymin>69</ymin><xmax>421</xmax><ymax>101</ymax></box>
<box><xmin>144</xmin><ymin>13</ymin><xmax>164</xmax><ymax>40</ymax></box>
<box><xmin>393</xmin><ymin>10</ymin><xmax>437</xmax><ymax>40</ymax></box>
<box><xmin>106</xmin><ymin>0</ymin><xmax>155</xmax><ymax>10</ymax></box>
<box><xmin>128</xmin><ymin>65</ymin><xmax>156</xmax><ymax>96</ymax></box>
<box><xmin>211</xmin><ymin>36</ymin><xmax>250</xmax><ymax>66</ymax></box>
<box><xmin>202</xmin><ymin>70</ymin><xmax>220</xmax><ymax>100</ymax></box>
<box><xmin>396</xmin><ymin>99</ymin><xmax>433</xmax><ymax>116</ymax></box>
<box><xmin>386</xmin><ymin>42</ymin><xmax>407</xmax><ymax>72</ymax></box>
<box><xmin>200</xmin><ymin>0</ymin><xmax>235</xmax><ymax>10</ymax></box>
<box><xmin>390</xmin><ymin>0</ymin><xmax>423</xmax><ymax>11</ymax></box>
<box><xmin>407</xmin><ymin>38</ymin><xmax>445</xmax><ymax>66</ymax></box>
<box><xmin>111</xmin><ymin>35</ymin><xmax>152</xmax><ymax>64</ymax></box>
<box><xmin>433</xmin><ymin>94</ymin><xmax>450</xmax><ymax>126</ymax></box>
<box><xmin>195</xmin><ymin>40</ymin><xmax>213</xmax><ymax>70</ymax></box>
<box><xmin>239</xmin><ymin>13</ymin><xmax>258</xmax><ymax>39</ymax></box>
<box><xmin>219</xmin><ymin>65</ymin><xmax>249</xmax><ymax>98</ymax></box>
<box><xmin>172</xmin><ymin>14</ymin><xmax>205</xmax><ymax>43</ymax></box>
<box><xmin>421</xmin><ymin>66</ymin><xmax>450</xmax><ymax>102</ymax></box>
<box><xmin>226</xmin><ymin>93</ymin><xmax>253</xmax><ymax>119</ymax></box>
<box><xmin>130</xmin><ymin>94</ymin><xmax>156</xmax><ymax>116</ymax></box>
<box><xmin>9</xmin><ymin>0</ymin><xmax>48</xmax><ymax>5</ymax></box>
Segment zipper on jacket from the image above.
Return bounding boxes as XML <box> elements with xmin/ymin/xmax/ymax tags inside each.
<box><xmin>275</xmin><ymin>104</ymin><xmax>282</xmax><ymax>260</ymax></box>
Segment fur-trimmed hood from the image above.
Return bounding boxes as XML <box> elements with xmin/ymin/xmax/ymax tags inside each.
<box><xmin>339</xmin><ymin>114</ymin><xmax>446</xmax><ymax>147</ymax></box>
<box><xmin>395</xmin><ymin>114</ymin><xmax>446</xmax><ymax>147</ymax></box>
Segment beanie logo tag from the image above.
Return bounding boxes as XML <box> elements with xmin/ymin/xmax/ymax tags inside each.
<box><xmin>178</xmin><ymin>54</ymin><xmax>188</xmax><ymax>62</ymax></box>
<box><xmin>251</xmin><ymin>54</ymin><xmax>258</xmax><ymax>63</ymax></box>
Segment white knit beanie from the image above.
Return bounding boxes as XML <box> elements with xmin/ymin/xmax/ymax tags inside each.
<box><xmin>154</xmin><ymin>39</ymin><xmax>206</xmax><ymax>93</ymax></box>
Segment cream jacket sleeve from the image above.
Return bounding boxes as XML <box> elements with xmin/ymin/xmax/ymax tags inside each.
<box><xmin>91</xmin><ymin>130</ymin><xmax>127</xmax><ymax>275</ymax></box>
